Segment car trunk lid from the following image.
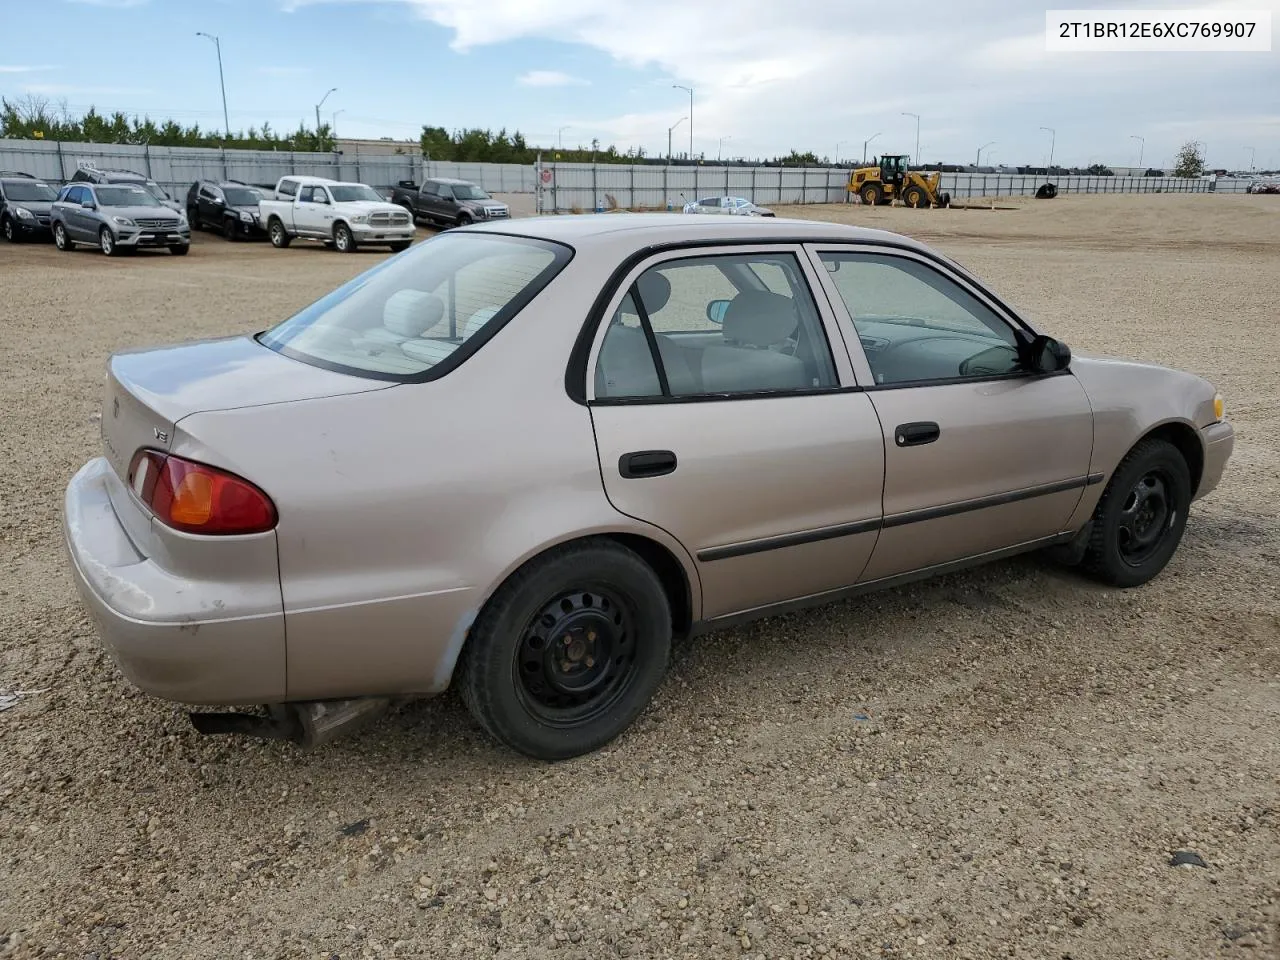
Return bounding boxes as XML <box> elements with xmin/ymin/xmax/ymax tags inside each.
<box><xmin>100</xmin><ymin>334</ymin><xmax>389</xmax><ymax>483</ymax></box>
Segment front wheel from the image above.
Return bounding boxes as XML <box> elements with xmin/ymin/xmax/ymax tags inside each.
<box><xmin>388</xmin><ymin>240</ymin><xmax>411</xmax><ymax>252</ymax></box>
<box><xmin>223</xmin><ymin>218</ymin><xmax>239</xmax><ymax>241</ymax></box>
<box><xmin>2</xmin><ymin>217</ymin><xmax>17</xmax><ymax>243</ymax></box>
<box><xmin>333</xmin><ymin>223</ymin><xmax>356</xmax><ymax>253</ymax></box>
<box><xmin>54</xmin><ymin>222</ymin><xmax>72</xmax><ymax>251</ymax></box>
<box><xmin>268</xmin><ymin>219</ymin><xmax>291</xmax><ymax>248</ymax></box>
<box><xmin>99</xmin><ymin>227</ymin><xmax>120</xmax><ymax>257</ymax></box>
<box><xmin>903</xmin><ymin>186</ymin><xmax>928</xmax><ymax>208</ymax></box>
<box><xmin>457</xmin><ymin>540</ymin><xmax>672</xmax><ymax>760</ymax></box>
<box><xmin>168</xmin><ymin>244</ymin><xmax>189</xmax><ymax>256</ymax></box>
<box><xmin>1081</xmin><ymin>438</ymin><xmax>1192</xmax><ymax>587</ymax></box>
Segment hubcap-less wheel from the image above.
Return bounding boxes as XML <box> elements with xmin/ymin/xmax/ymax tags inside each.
<box><xmin>516</xmin><ymin>589</ymin><xmax>638</xmax><ymax>725</ymax></box>
<box><xmin>269</xmin><ymin>222</ymin><xmax>287</xmax><ymax>247</ymax></box>
<box><xmin>54</xmin><ymin>223</ymin><xmax>69</xmax><ymax>250</ymax></box>
<box><xmin>99</xmin><ymin>228</ymin><xmax>114</xmax><ymax>256</ymax></box>
<box><xmin>1116</xmin><ymin>470</ymin><xmax>1174</xmax><ymax>566</ymax></box>
<box><xmin>335</xmin><ymin>225</ymin><xmax>353</xmax><ymax>252</ymax></box>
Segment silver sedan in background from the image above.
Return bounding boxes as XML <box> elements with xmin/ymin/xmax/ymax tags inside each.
<box><xmin>682</xmin><ymin>195</ymin><xmax>776</xmax><ymax>216</ymax></box>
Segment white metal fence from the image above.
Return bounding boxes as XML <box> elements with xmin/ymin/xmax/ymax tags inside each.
<box><xmin>0</xmin><ymin>139</ymin><xmax>1257</xmax><ymax>210</ymax></box>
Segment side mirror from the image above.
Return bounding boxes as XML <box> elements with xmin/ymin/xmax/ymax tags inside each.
<box><xmin>706</xmin><ymin>300</ymin><xmax>730</xmax><ymax>325</ymax></box>
<box><xmin>81</xmin><ymin>198</ymin><xmax>96</xmax><ymax>209</ymax></box>
<box><xmin>213</xmin><ymin>198</ymin><xmax>225</xmax><ymax>206</ymax></box>
<box><xmin>1025</xmin><ymin>334</ymin><xmax>1071</xmax><ymax>373</ymax></box>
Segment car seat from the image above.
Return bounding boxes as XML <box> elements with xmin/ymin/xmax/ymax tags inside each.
<box><xmin>699</xmin><ymin>290</ymin><xmax>807</xmax><ymax>392</ymax></box>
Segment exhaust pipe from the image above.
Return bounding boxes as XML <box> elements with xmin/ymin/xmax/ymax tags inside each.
<box><xmin>189</xmin><ymin>697</ymin><xmax>391</xmax><ymax>749</ymax></box>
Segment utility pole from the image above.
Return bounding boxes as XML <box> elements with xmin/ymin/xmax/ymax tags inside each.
<box><xmin>1245</xmin><ymin>145</ymin><xmax>1255</xmax><ymax>171</ymax></box>
<box><xmin>1040</xmin><ymin>126</ymin><xmax>1056</xmax><ymax>172</ymax></box>
<box><xmin>672</xmin><ymin>84</ymin><xmax>693</xmax><ymax>159</ymax></box>
<box><xmin>558</xmin><ymin>126</ymin><xmax>569</xmax><ymax>151</ymax></box>
<box><xmin>1130</xmin><ymin>134</ymin><xmax>1145</xmax><ymax>168</ymax></box>
<box><xmin>195</xmin><ymin>32</ymin><xmax>230</xmax><ymax>139</ymax></box>
<box><xmin>668</xmin><ymin>116</ymin><xmax>687</xmax><ymax>161</ymax></box>
<box><xmin>315</xmin><ymin>87</ymin><xmax>336</xmax><ymax>134</ymax></box>
<box><xmin>862</xmin><ymin>132</ymin><xmax>881</xmax><ymax>164</ymax></box>
<box><xmin>718</xmin><ymin>135</ymin><xmax>731</xmax><ymax>161</ymax></box>
<box><xmin>901</xmin><ymin>112</ymin><xmax>919</xmax><ymax>164</ymax></box>
<box><xmin>835</xmin><ymin>140</ymin><xmax>846</xmax><ymax>164</ymax></box>
<box><xmin>976</xmin><ymin>141</ymin><xmax>996</xmax><ymax>166</ymax></box>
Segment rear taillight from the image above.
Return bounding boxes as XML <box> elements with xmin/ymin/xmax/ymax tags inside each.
<box><xmin>127</xmin><ymin>450</ymin><xmax>277</xmax><ymax>535</ymax></box>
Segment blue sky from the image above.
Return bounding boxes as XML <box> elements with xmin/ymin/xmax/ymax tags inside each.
<box><xmin>2</xmin><ymin>0</ymin><xmax>1277</xmax><ymax>169</ymax></box>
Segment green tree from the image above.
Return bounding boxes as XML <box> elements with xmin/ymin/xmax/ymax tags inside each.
<box><xmin>1173</xmin><ymin>140</ymin><xmax>1205</xmax><ymax>178</ymax></box>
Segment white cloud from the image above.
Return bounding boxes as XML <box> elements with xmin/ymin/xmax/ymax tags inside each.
<box><xmin>277</xmin><ymin>0</ymin><xmax>1280</xmax><ymax>166</ymax></box>
<box><xmin>22</xmin><ymin>83</ymin><xmax>154</xmax><ymax>97</ymax></box>
<box><xmin>0</xmin><ymin>65</ymin><xmax>55</xmax><ymax>73</ymax></box>
<box><xmin>64</xmin><ymin>0</ymin><xmax>151</xmax><ymax>7</ymax></box>
<box><xmin>517</xmin><ymin>70</ymin><xmax>589</xmax><ymax>87</ymax></box>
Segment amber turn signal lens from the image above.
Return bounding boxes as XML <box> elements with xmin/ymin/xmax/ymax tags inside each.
<box><xmin>1213</xmin><ymin>394</ymin><xmax>1225</xmax><ymax>421</ymax></box>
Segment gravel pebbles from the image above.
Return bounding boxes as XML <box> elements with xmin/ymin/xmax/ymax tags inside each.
<box><xmin>1</xmin><ymin>195</ymin><xmax>1277</xmax><ymax>958</ymax></box>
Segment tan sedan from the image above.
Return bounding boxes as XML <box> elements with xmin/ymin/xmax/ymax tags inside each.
<box><xmin>63</xmin><ymin>215</ymin><xmax>1234</xmax><ymax>759</ymax></box>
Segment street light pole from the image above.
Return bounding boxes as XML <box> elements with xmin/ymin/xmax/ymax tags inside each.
<box><xmin>1040</xmin><ymin>126</ymin><xmax>1056</xmax><ymax>172</ymax></box>
<box><xmin>332</xmin><ymin>109</ymin><xmax>345</xmax><ymax>139</ymax></box>
<box><xmin>558</xmin><ymin>126</ymin><xmax>569</xmax><ymax>150</ymax></box>
<box><xmin>315</xmin><ymin>87</ymin><xmax>337</xmax><ymax>134</ymax></box>
<box><xmin>1245</xmin><ymin>145</ymin><xmax>1256</xmax><ymax>171</ymax></box>
<box><xmin>718</xmin><ymin>135</ymin><xmax>731</xmax><ymax>161</ymax></box>
<box><xmin>901</xmin><ymin>112</ymin><xmax>920</xmax><ymax>163</ymax></box>
<box><xmin>976</xmin><ymin>141</ymin><xmax>996</xmax><ymax>166</ymax></box>
<box><xmin>863</xmin><ymin>132</ymin><xmax>881</xmax><ymax>164</ymax></box>
<box><xmin>668</xmin><ymin>116</ymin><xmax>687</xmax><ymax>161</ymax></box>
<box><xmin>672</xmin><ymin>84</ymin><xmax>693</xmax><ymax>158</ymax></box>
<box><xmin>195</xmin><ymin>32</ymin><xmax>230</xmax><ymax>139</ymax></box>
<box><xmin>1130</xmin><ymin>134</ymin><xmax>1145</xmax><ymax>168</ymax></box>
<box><xmin>835</xmin><ymin>140</ymin><xmax>846</xmax><ymax>164</ymax></box>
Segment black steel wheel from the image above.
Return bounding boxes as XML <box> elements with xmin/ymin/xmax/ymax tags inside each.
<box><xmin>1082</xmin><ymin>438</ymin><xmax>1191</xmax><ymax>587</ymax></box>
<box><xmin>457</xmin><ymin>539</ymin><xmax>672</xmax><ymax>760</ymax></box>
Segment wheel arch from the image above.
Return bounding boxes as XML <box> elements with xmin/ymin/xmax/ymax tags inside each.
<box><xmin>434</xmin><ymin>529</ymin><xmax>699</xmax><ymax>692</ymax></box>
<box><xmin>1137</xmin><ymin>419</ymin><xmax>1204</xmax><ymax>496</ymax></box>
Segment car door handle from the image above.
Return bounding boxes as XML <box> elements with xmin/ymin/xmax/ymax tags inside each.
<box><xmin>894</xmin><ymin>422</ymin><xmax>941</xmax><ymax>447</ymax></box>
<box><xmin>619</xmin><ymin>450</ymin><xmax>677</xmax><ymax>479</ymax></box>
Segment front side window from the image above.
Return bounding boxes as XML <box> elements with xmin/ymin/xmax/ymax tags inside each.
<box><xmin>223</xmin><ymin>186</ymin><xmax>264</xmax><ymax>205</ymax></box>
<box><xmin>97</xmin><ymin>186</ymin><xmax>161</xmax><ymax>207</ymax></box>
<box><xmin>818</xmin><ymin>251</ymin><xmax>1023</xmax><ymax>385</ymax></box>
<box><xmin>258</xmin><ymin>232</ymin><xmax>570</xmax><ymax>381</ymax></box>
<box><xmin>595</xmin><ymin>252</ymin><xmax>838</xmax><ymax>399</ymax></box>
<box><xmin>452</xmin><ymin>184</ymin><xmax>489</xmax><ymax>200</ymax></box>
<box><xmin>700</xmin><ymin>197</ymin><xmax>721</xmax><ymax>208</ymax></box>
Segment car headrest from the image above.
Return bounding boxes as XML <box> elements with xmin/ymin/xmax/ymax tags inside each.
<box><xmin>722</xmin><ymin>290</ymin><xmax>798</xmax><ymax>347</ymax></box>
<box><xmin>634</xmin><ymin>270</ymin><xmax>671</xmax><ymax>315</ymax></box>
<box><xmin>383</xmin><ymin>290</ymin><xmax>444</xmax><ymax>338</ymax></box>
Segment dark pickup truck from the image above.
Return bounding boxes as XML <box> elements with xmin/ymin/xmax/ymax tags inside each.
<box><xmin>389</xmin><ymin>177</ymin><xmax>511</xmax><ymax>227</ymax></box>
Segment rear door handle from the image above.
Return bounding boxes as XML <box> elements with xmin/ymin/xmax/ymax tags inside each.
<box><xmin>619</xmin><ymin>450</ymin><xmax>677</xmax><ymax>479</ymax></box>
<box><xmin>894</xmin><ymin>421</ymin><xmax>941</xmax><ymax>447</ymax></box>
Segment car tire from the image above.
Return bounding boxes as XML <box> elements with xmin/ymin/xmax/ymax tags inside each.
<box><xmin>54</xmin><ymin>222</ymin><xmax>72</xmax><ymax>251</ymax></box>
<box><xmin>223</xmin><ymin>218</ymin><xmax>239</xmax><ymax>241</ymax></box>
<box><xmin>456</xmin><ymin>213</ymin><xmax>473</xmax><ymax>227</ymax></box>
<box><xmin>333</xmin><ymin>222</ymin><xmax>356</xmax><ymax>253</ymax></box>
<box><xmin>268</xmin><ymin>218</ymin><xmax>291</xmax><ymax>248</ymax></box>
<box><xmin>861</xmin><ymin>183</ymin><xmax>884</xmax><ymax>206</ymax></box>
<box><xmin>187</xmin><ymin>207</ymin><xmax>201</xmax><ymax>230</ymax></box>
<box><xmin>388</xmin><ymin>240</ymin><xmax>411</xmax><ymax>252</ymax></box>
<box><xmin>1080</xmin><ymin>438</ymin><xmax>1192</xmax><ymax>588</ymax></box>
<box><xmin>457</xmin><ymin>539</ymin><xmax>672</xmax><ymax>761</ymax></box>
<box><xmin>2</xmin><ymin>216</ymin><xmax>19</xmax><ymax>243</ymax></box>
<box><xmin>169</xmin><ymin>244</ymin><xmax>189</xmax><ymax>256</ymax></box>
<box><xmin>99</xmin><ymin>227</ymin><xmax>120</xmax><ymax>257</ymax></box>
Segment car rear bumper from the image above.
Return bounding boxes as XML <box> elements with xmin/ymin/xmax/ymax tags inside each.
<box><xmin>63</xmin><ymin>458</ymin><xmax>286</xmax><ymax>704</ymax></box>
<box><xmin>1196</xmin><ymin>420</ymin><xmax>1234</xmax><ymax>500</ymax></box>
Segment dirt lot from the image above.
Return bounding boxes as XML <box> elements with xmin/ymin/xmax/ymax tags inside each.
<box><xmin>2</xmin><ymin>195</ymin><xmax>1278</xmax><ymax>959</ymax></box>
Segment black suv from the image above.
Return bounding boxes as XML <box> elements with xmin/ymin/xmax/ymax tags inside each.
<box><xmin>186</xmin><ymin>179</ymin><xmax>268</xmax><ymax>240</ymax></box>
<box><xmin>69</xmin><ymin>167</ymin><xmax>182</xmax><ymax>212</ymax></box>
<box><xmin>1</xmin><ymin>172</ymin><xmax>58</xmax><ymax>242</ymax></box>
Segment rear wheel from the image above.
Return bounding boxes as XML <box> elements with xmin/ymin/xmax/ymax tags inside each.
<box><xmin>1081</xmin><ymin>438</ymin><xmax>1191</xmax><ymax>587</ymax></box>
<box><xmin>903</xmin><ymin>185</ymin><xmax>928</xmax><ymax>208</ymax></box>
<box><xmin>54</xmin><ymin>222</ymin><xmax>72</xmax><ymax>251</ymax></box>
<box><xmin>268</xmin><ymin>218</ymin><xmax>291</xmax><ymax>248</ymax></box>
<box><xmin>860</xmin><ymin>183</ymin><xmax>884</xmax><ymax>206</ymax></box>
<box><xmin>99</xmin><ymin>227</ymin><xmax>119</xmax><ymax>257</ymax></box>
<box><xmin>457</xmin><ymin>540</ymin><xmax>672</xmax><ymax>760</ymax></box>
<box><xmin>333</xmin><ymin>222</ymin><xmax>356</xmax><ymax>253</ymax></box>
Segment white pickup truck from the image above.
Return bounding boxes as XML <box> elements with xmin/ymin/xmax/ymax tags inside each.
<box><xmin>259</xmin><ymin>178</ymin><xmax>415</xmax><ymax>253</ymax></box>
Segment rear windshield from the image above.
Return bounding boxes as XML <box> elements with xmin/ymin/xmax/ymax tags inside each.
<box><xmin>257</xmin><ymin>233</ymin><xmax>572</xmax><ymax>381</ymax></box>
<box><xmin>3</xmin><ymin>181</ymin><xmax>57</xmax><ymax>201</ymax></box>
<box><xmin>97</xmin><ymin>186</ymin><xmax>162</xmax><ymax>207</ymax></box>
<box><xmin>329</xmin><ymin>184</ymin><xmax>382</xmax><ymax>203</ymax></box>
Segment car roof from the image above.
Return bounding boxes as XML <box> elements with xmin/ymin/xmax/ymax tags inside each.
<box><xmin>282</xmin><ymin>175</ymin><xmax>336</xmax><ymax>182</ymax></box>
<box><xmin>464</xmin><ymin>213</ymin><xmax>926</xmax><ymax>252</ymax></box>
<box><xmin>426</xmin><ymin>178</ymin><xmax>474</xmax><ymax>185</ymax></box>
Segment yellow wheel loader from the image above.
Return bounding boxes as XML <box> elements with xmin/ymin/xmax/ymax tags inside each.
<box><xmin>848</xmin><ymin>155</ymin><xmax>951</xmax><ymax>208</ymax></box>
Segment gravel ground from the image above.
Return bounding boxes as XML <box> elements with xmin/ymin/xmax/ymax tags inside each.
<box><xmin>2</xmin><ymin>195</ymin><xmax>1278</xmax><ymax>960</ymax></box>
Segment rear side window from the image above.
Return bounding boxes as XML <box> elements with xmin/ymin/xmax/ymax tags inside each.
<box><xmin>279</xmin><ymin>179</ymin><xmax>298</xmax><ymax>197</ymax></box>
<box><xmin>258</xmin><ymin>233</ymin><xmax>572</xmax><ymax>382</ymax></box>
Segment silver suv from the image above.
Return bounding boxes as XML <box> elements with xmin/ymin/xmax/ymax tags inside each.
<box><xmin>51</xmin><ymin>183</ymin><xmax>191</xmax><ymax>256</ymax></box>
